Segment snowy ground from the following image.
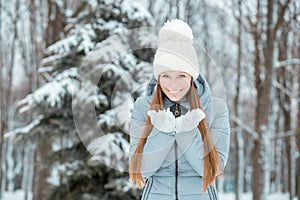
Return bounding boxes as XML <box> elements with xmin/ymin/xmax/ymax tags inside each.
<box><xmin>219</xmin><ymin>192</ymin><xmax>298</xmax><ymax>200</ymax></box>
<box><xmin>2</xmin><ymin>190</ymin><xmax>298</xmax><ymax>200</ymax></box>
<box><xmin>2</xmin><ymin>190</ymin><xmax>32</xmax><ymax>200</ymax></box>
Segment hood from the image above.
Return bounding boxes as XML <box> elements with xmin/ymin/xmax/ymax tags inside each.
<box><xmin>145</xmin><ymin>74</ymin><xmax>212</xmax><ymax>110</ymax></box>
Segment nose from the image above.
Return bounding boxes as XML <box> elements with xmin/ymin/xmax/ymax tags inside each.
<box><xmin>168</xmin><ymin>78</ymin><xmax>179</xmax><ymax>90</ymax></box>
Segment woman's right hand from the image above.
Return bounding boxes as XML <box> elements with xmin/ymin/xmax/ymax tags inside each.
<box><xmin>147</xmin><ymin>108</ymin><xmax>176</xmax><ymax>133</ymax></box>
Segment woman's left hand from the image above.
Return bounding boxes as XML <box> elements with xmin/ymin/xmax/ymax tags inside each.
<box><xmin>175</xmin><ymin>108</ymin><xmax>206</xmax><ymax>132</ymax></box>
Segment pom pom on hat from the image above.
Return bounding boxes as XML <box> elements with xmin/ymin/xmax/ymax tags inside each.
<box><xmin>153</xmin><ymin>19</ymin><xmax>200</xmax><ymax>80</ymax></box>
<box><xmin>159</xmin><ymin>19</ymin><xmax>193</xmax><ymax>43</ymax></box>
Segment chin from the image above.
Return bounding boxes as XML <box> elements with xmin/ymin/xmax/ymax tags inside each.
<box><xmin>167</xmin><ymin>96</ymin><xmax>182</xmax><ymax>102</ymax></box>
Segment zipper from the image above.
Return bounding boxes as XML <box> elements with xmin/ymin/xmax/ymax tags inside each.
<box><xmin>174</xmin><ymin>103</ymin><xmax>179</xmax><ymax>200</ymax></box>
<box><xmin>174</xmin><ymin>103</ymin><xmax>180</xmax><ymax>116</ymax></box>
<box><xmin>175</xmin><ymin>142</ymin><xmax>178</xmax><ymax>200</ymax></box>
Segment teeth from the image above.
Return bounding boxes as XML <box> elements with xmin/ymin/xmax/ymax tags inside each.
<box><xmin>169</xmin><ymin>91</ymin><xmax>180</xmax><ymax>94</ymax></box>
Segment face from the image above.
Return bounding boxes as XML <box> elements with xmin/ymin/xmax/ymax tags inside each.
<box><xmin>159</xmin><ymin>70</ymin><xmax>192</xmax><ymax>102</ymax></box>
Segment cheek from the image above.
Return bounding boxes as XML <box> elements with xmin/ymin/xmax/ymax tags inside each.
<box><xmin>179</xmin><ymin>79</ymin><xmax>191</xmax><ymax>89</ymax></box>
<box><xmin>159</xmin><ymin>78</ymin><xmax>168</xmax><ymax>85</ymax></box>
<box><xmin>159</xmin><ymin>79</ymin><xmax>171</xmax><ymax>89</ymax></box>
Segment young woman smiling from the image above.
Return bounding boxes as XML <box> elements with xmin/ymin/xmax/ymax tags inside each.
<box><xmin>129</xmin><ymin>19</ymin><xmax>230</xmax><ymax>200</ymax></box>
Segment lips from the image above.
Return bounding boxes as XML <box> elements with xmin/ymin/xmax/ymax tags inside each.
<box><xmin>169</xmin><ymin>91</ymin><xmax>180</xmax><ymax>94</ymax></box>
<box><xmin>168</xmin><ymin>89</ymin><xmax>183</xmax><ymax>94</ymax></box>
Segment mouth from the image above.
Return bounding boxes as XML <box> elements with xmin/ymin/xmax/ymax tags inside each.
<box><xmin>167</xmin><ymin>89</ymin><xmax>183</xmax><ymax>95</ymax></box>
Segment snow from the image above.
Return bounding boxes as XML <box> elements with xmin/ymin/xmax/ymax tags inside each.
<box><xmin>45</xmin><ymin>0</ymin><xmax>154</xmax><ymax>58</ymax></box>
<box><xmin>87</xmin><ymin>133</ymin><xmax>130</xmax><ymax>172</ymax></box>
<box><xmin>111</xmin><ymin>92</ymin><xmax>134</xmax><ymax>133</ymax></box>
<box><xmin>46</xmin><ymin>22</ymin><xmax>97</xmax><ymax>55</ymax></box>
<box><xmin>121</xmin><ymin>0</ymin><xmax>153</xmax><ymax>22</ymax></box>
<box><xmin>273</xmin><ymin>80</ymin><xmax>299</xmax><ymax>100</ymax></box>
<box><xmin>93</xmin><ymin>37</ymin><xmax>128</xmax><ymax>63</ymax></box>
<box><xmin>18</xmin><ymin>78</ymin><xmax>75</xmax><ymax>111</ymax></box>
<box><xmin>47</xmin><ymin>167</ymin><xmax>60</xmax><ymax>186</ymax></box>
<box><xmin>97</xmin><ymin>19</ymin><xmax>127</xmax><ymax>35</ymax></box>
<box><xmin>47</xmin><ymin>34</ymin><xmax>79</xmax><ymax>55</ymax></box>
<box><xmin>230</xmin><ymin>114</ymin><xmax>259</xmax><ymax>139</ymax></box>
<box><xmin>2</xmin><ymin>191</ymin><xmax>297</xmax><ymax>200</ymax></box>
<box><xmin>219</xmin><ymin>192</ymin><xmax>298</xmax><ymax>200</ymax></box>
<box><xmin>16</xmin><ymin>68</ymin><xmax>80</xmax><ymax>114</ymax></box>
<box><xmin>2</xmin><ymin>190</ymin><xmax>32</xmax><ymax>200</ymax></box>
<box><xmin>4</xmin><ymin>118</ymin><xmax>41</xmax><ymax>139</ymax></box>
<box><xmin>275</xmin><ymin>58</ymin><xmax>300</xmax><ymax>68</ymax></box>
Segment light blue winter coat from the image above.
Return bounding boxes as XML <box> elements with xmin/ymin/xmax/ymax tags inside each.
<box><xmin>129</xmin><ymin>75</ymin><xmax>230</xmax><ymax>200</ymax></box>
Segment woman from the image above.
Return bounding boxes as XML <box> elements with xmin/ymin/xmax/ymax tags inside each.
<box><xmin>129</xmin><ymin>19</ymin><xmax>230</xmax><ymax>200</ymax></box>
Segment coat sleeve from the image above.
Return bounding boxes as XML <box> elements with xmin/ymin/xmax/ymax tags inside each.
<box><xmin>175</xmin><ymin>98</ymin><xmax>230</xmax><ymax>176</ymax></box>
<box><xmin>129</xmin><ymin>97</ymin><xmax>175</xmax><ymax>178</ymax></box>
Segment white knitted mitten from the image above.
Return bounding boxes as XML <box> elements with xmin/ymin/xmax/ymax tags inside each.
<box><xmin>147</xmin><ymin>108</ymin><xmax>176</xmax><ymax>133</ymax></box>
<box><xmin>175</xmin><ymin>108</ymin><xmax>206</xmax><ymax>132</ymax></box>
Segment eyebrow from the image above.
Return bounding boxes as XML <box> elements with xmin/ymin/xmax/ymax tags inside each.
<box><xmin>162</xmin><ymin>71</ymin><xmax>186</xmax><ymax>74</ymax></box>
<box><xmin>160</xmin><ymin>72</ymin><xmax>189</xmax><ymax>77</ymax></box>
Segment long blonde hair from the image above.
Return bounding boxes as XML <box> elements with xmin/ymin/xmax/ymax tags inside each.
<box><xmin>129</xmin><ymin>80</ymin><xmax>220</xmax><ymax>192</ymax></box>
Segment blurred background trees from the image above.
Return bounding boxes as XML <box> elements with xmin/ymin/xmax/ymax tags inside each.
<box><xmin>0</xmin><ymin>0</ymin><xmax>299</xmax><ymax>200</ymax></box>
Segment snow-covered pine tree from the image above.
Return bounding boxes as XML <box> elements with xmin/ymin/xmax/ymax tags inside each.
<box><xmin>5</xmin><ymin>0</ymin><xmax>157</xmax><ymax>199</ymax></box>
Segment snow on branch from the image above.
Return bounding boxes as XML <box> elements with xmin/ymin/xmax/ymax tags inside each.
<box><xmin>269</xmin><ymin>130</ymin><xmax>298</xmax><ymax>141</ymax></box>
<box><xmin>46</xmin><ymin>22</ymin><xmax>98</xmax><ymax>56</ymax></box>
<box><xmin>87</xmin><ymin>133</ymin><xmax>129</xmax><ymax>172</ymax></box>
<box><xmin>120</xmin><ymin>0</ymin><xmax>153</xmax><ymax>22</ymax></box>
<box><xmin>56</xmin><ymin>160</ymin><xmax>87</xmax><ymax>182</ymax></box>
<box><xmin>104</xmin><ymin>177</ymin><xmax>138</xmax><ymax>192</ymax></box>
<box><xmin>4</xmin><ymin>118</ymin><xmax>42</xmax><ymax>139</ymax></box>
<box><xmin>274</xmin><ymin>58</ymin><xmax>300</xmax><ymax>68</ymax></box>
<box><xmin>16</xmin><ymin>68</ymin><xmax>80</xmax><ymax>114</ymax></box>
<box><xmin>273</xmin><ymin>80</ymin><xmax>300</xmax><ymax>102</ymax></box>
<box><xmin>230</xmin><ymin>114</ymin><xmax>259</xmax><ymax>140</ymax></box>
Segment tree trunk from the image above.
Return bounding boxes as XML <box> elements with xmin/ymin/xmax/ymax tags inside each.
<box><xmin>0</xmin><ymin>0</ymin><xmax>3</xmax><ymax>196</ymax></box>
<box><xmin>251</xmin><ymin>2</ymin><xmax>265</xmax><ymax>197</ymax></box>
<box><xmin>185</xmin><ymin>0</ymin><xmax>192</xmax><ymax>23</ymax></box>
<box><xmin>33</xmin><ymin>141</ymin><xmax>51</xmax><ymax>200</ymax></box>
<box><xmin>252</xmin><ymin>0</ymin><xmax>274</xmax><ymax>199</ymax></box>
<box><xmin>28</xmin><ymin>1</ymin><xmax>52</xmax><ymax>199</ymax></box>
<box><xmin>278</xmin><ymin>28</ymin><xmax>293</xmax><ymax>200</ymax></box>
<box><xmin>296</xmin><ymin>59</ymin><xmax>300</xmax><ymax>200</ymax></box>
<box><xmin>45</xmin><ymin>0</ymin><xmax>65</xmax><ymax>47</ymax></box>
<box><xmin>147</xmin><ymin>0</ymin><xmax>154</xmax><ymax>18</ymax></box>
<box><xmin>251</xmin><ymin>0</ymin><xmax>292</xmax><ymax>199</ymax></box>
<box><xmin>296</xmin><ymin>156</ymin><xmax>300</xmax><ymax>199</ymax></box>
<box><xmin>234</xmin><ymin>1</ymin><xmax>244</xmax><ymax>199</ymax></box>
<box><xmin>0</xmin><ymin>0</ymin><xmax>20</xmax><ymax>195</ymax></box>
<box><xmin>273</xmin><ymin>100</ymin><xmax>282</xmax><ymax>192</ymax></box>
<box><xmin>201</xmin><ymin>0</ymin><xmax>211</xmax><ymax>81</ymax></box>
<box><xmin>175</xmin><ymin>0</ymin><xmax>180</xmax><ymax>19</ymax></box>
<box><xmin>33</xmin><ymin>1</ymin><xmax>66</xmax><ymax>199</ymax></box>
<box><xmin>281</xmin><ymin>61</ymin><xmax>293</xmax><ymax>200</ymax></box>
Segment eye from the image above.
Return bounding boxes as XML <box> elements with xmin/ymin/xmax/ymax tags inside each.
<box><xmin>161</xmin><ymin>74</ymin><xmax>169</xmax><ymax>78</ymax></box>
<box><xmin>178</xmin><ymin>74</ymin><xmax>186</xmax><ymax>78</ymax></box>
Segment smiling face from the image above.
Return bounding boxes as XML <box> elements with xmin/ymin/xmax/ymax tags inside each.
<box><xmin>159</xmin><ymin>70</ymin><xmax>192</xmax><ymax>102</ymax></box>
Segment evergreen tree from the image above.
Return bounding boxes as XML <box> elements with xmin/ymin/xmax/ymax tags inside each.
<box><xmin>7</xmin><ymin>0</ymin><xmax>157</xmax><ymax>199</ymax></box>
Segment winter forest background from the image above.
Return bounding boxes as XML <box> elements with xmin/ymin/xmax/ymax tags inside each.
<box><xmin>0</xmin><ymin>0</ymin><xmax>300</xmax><ymax>200</ymax></box>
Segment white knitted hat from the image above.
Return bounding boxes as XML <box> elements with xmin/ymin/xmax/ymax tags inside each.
<box><xmin>153</xmin><ymin>19</ymin><xmax>199</xmax><ymax>80</ymax></box>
